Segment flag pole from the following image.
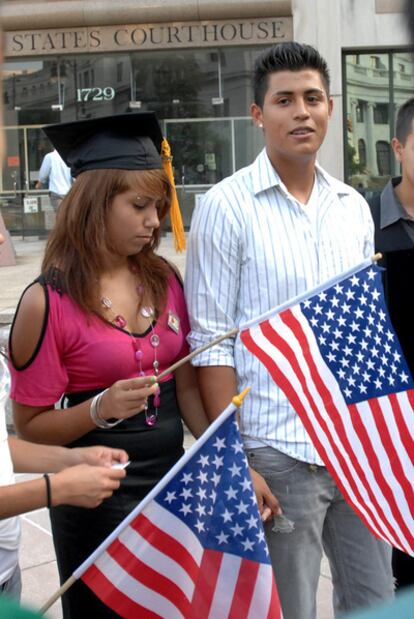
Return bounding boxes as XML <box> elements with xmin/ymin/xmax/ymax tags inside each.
<box><xmin>40</xmin><ymin>576</ymin><xmax>76</xmax><ymax>615</ymax></box>
<box><xmin>39</xmin><ymin>388</ymin><xmax>250</xmax><ymax>615</ymax></box>
<box><xmin>152</xmin><ymin>254</ymin><xmax>382</xmax><ymax>383</ymax></box>
<box><xmin>154</xmin><ymin>326</ymin><xmax>239</xmax><ymax>381</ymax></box>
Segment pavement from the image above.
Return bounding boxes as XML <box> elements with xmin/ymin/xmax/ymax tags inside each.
<box><xmin>0</xmin><ymin>234</ymin><xmax>334</xmax><ymax>618</ymax></box>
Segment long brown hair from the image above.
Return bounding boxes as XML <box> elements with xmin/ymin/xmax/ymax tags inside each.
<box><xmin>42</xmin><ymin>168</ymin><xmax>172</xmax><ymax>315</ymax></box>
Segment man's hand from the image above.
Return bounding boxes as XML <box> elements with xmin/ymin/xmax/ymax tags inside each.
<box><xmin>249</xmin><ymin>466</ymin><xmax>282</xmax><ymax>522</ymax></box>
<box><xmin>66</xmin><ymin>446</ymin><xmax>129</xmax><ymax>468</ymax></box>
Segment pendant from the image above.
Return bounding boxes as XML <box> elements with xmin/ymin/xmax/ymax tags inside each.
<box><xmin>141</xmin><ymin>306</ymin><xmax>154</xmax><ymax>318</ymax></box>
<box><xmin>167</xmin><ymin>310</ymin><xmax>180</xmax><ymax>334</ymax></box>
<box><xmin>150</xmin><ymin>333</ymin><xmax>160</xmax><ymax>348</ymax></box>
<box><xmin>145</xmin><ymin>411</ymin><xmax>158</xmax><ymax>426</ymax></box>
<box><xmin>114</xmin><ymin>315</ymin><xmax>127</xmax><ymax>328</ymax></box>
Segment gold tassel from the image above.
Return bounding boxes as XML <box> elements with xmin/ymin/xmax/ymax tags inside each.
<box><xmin>161</xmin><ymin>137</ymin><xmax>186</xmax><ymax>252</ymax></box>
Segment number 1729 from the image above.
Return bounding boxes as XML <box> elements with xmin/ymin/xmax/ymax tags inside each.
<box><xmin>76</xmin><ymin>87</ymin><xmax>115</xmax><ymax>102</ymax></box>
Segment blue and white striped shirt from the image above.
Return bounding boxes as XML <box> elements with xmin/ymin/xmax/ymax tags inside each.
<box><xmin>185</xmin><ymin>149</ymin><xmax>374</xmax><ymax>464</ymax></box>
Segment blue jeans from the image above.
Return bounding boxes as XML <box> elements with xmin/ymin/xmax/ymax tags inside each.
<box><xmin>246</xmin><ymin>447</ymin><xmax>393</xmax><ymax>619</ymax></box>
<box><xmin>0</xmin><ymin>563</ymin><xmax>22</xmax><ymax>600</ymax></box>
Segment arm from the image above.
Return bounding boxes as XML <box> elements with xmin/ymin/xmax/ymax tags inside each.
<box><xmin>185</xmin><ymin>191</ymin><xmax>280</xmax><ymax>520</ymax></box>
<box><xmin>197</xmin><ymin>366</ymin><xmax>281</xmax><ymax>520</ymax></box>
<box><xmin>0</xmin><ymin>464</ymin><xmax>126</xmax><ymax>519</ymax></box>
<box><xmin>8</xmin><ymin>437</ymin><xmax>128</xmax><ymax>473</ymax></box>
<box><xmin>174</xmin><ymin>362</ymin><xmax>209</xmax><ymax>439</ymax></box>
<box><xmin>10</xmin><ymin>283</ymin><xmax>157</xmax><ymax>445</ymax></box>
<box><xmin>37</xmin><ymin>153</ymin><xmax>51</xmax><ymax>185</ymax></box>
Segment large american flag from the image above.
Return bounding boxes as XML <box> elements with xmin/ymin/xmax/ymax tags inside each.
<box><xmin>241</xmin><ymin>262</ymin><xmax>414</xmax><ymax>556</ymax></box>
<box><xmin>72</xmin><ymin>400</ymin><xmax>281</xmax><ymax>618</ymax></box>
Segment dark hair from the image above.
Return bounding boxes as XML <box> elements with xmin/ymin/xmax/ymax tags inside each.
<box><xmin>253</xmin><ymin>42</ymin><xmax>330</xmax><ymax>108</ymax></box>
<box><xmin>396</xmin><ymin>98</ymin><xmax>414</xmax><ymax>144</ymax></box>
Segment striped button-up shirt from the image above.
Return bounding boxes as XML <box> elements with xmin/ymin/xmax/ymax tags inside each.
<box><xmin>185</xmin><ymin>149</ymin><xmax>374</xmax><ymax>464</ymax></box>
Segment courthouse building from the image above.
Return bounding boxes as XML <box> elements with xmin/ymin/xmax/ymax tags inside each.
<box><xmin>0</xmin><ymin>0</ymin><xmax>412</xmax><ymax>234</ymax></box>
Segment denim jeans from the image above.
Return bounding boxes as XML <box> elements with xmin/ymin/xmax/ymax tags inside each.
<box><xmin>0</xmin><ymin>563</ymin><xmax>22</xmax><ymax>600</ymax></box>
<box><xmin>246</xmin><ymin>447</ymin><xmax>393</xmax><ymax>619</ymax></box>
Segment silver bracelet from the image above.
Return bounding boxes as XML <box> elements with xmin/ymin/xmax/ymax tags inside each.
<box><xmin>90</xmin><ymin>389</ymin><xmax>122</xmax><ymax>429</ymax></box>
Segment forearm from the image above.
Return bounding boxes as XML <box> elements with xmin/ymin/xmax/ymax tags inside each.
<box><xmin>0</xmin><ymin>477</ymin><xmax>49</xmax><ymax>518</ymax></box>
<box><xmin>175</xmin><ymin>363</ymin><xmax>209</xmax><ymax>438</ymax></box>
<box><xmin>8</xmin><ymin>436</ymin><xmax>74</xmax><ymax>473</ymax></box>
<box><xmin>13</xmin><ymin>399</ymin><xmax>97</xmax><ymax>446</ymax></box>
<box><xmin>196</xmin><ymin>366</ymin><xmax>238</xmax><ymax>421</ymax></box>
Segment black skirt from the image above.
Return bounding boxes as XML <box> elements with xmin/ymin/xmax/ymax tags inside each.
<box><xmin>50</xmin><ymin>378</ymin><xmax>184</xmax><ymax>619</ymax></box>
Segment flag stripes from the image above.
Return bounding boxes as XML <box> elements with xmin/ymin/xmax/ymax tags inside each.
<box><xmin>77</xmin><ymin>405</ymin><xmax>282</xmax><ymax>618</ymax></box>
<box><xmin>242</xmin><ymin>303</ymin><xmax>414</xmax><ymax>556</ymax></box>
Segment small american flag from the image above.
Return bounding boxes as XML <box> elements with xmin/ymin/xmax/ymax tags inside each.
<box><xmin>73</xmin><ymin>399</ymin><xmax>281</xmax><ymax>618</ymax></box>
<box><xmin>241</xmin><ymin>261</ymin><xmax>414</xmax><ymax>556</ymax></box>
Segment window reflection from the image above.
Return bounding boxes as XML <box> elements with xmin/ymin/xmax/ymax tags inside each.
<box><xmin>345</xmin><ymin>50</ymin><xmax>414</xmax><ymax>195</ymax></box>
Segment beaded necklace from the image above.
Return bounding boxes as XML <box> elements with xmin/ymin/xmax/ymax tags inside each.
<box><xmin>100</xmin><ymin>288</ymin><xmax>161</xmax><ymax>427</ymax></box>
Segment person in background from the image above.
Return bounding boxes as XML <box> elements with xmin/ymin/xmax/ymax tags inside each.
<box><xmin>185</xmin><ymin>42</ymin><xmax>393</xmax><ymax>619</ymax></box>
<box><xmin>368</xmin><ymin>96</ymin><xmax>414</xmax><ymax>592</ymax></box>
<box><xmin>35</xmin><ymin>149</ymin><xmax>72</xmax><ymax>211</ymax></box>
<box><xmin>9</xmin><ymin>112</ymin><xmax>208</xmax><ymax>618</ymax></box>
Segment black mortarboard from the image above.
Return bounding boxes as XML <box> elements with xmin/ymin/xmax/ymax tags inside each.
<box><xmin>42</xmin><ymin>112</ymin><xmax>163</xmax><ymax>178</ymax></box>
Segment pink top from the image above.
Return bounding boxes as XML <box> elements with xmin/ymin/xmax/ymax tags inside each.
<box><xmin>9</xmin><ymin>275</ymin><xmax>190</xmax><ymax>406</ymax></box>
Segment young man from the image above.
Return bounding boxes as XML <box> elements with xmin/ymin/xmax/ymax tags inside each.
<box><xmin>368</xmin><ymin>97</ymin><xmax>414</xmax><ymax>591</ymax></box>
<box><xmin>185</xmin><ymin>42</ymin><xmax>393</xmax><ymax>619</ymax></box>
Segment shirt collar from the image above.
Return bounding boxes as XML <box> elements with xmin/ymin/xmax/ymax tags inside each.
<box><xmin>251</xmin><ymin>148</ymin><xmax>354</xmax><ymax>197</ymax></box>
<box><xmin>379</xmin><ymin>177</ymin><xmax>409</xmax><ymax>229</ymax></box>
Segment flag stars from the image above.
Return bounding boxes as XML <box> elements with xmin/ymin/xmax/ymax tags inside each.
<box><xmin>342</xmin><ymin>302</ymin><xmax>351</xmax><ymax>314</ymax></box>
<box><xmin>181</xmin><ymin>473</ymin><xmax>193</xmax><ymax>485</ymax></box>
<box><xmin>224</xmin><ymin>486</ymin><xmax>238</xmax><ymax>501</ymax></box>
<box><xmin>179</xmin><ymin>503</ymin><xmax>192</xmax><ymax>516</ymax></box>
<box><xmin>237</xmin><ymin>501</ymin><xmax>249</xmax><ymax>515</ymax></box>
<box><xmin>180</xmin><ymin>488</ymin><xmax>193</xmax><ymax>500</ymax></box>
<box><xmin>240</xmin><ymin>478</ymin><xmax>252</xmax><ymax>492</ymax></box>
<box><xmin>331</xmin><ymin>296</ymin><xmax>340</xmax><ymax>308</ymax></box>
<box><xmin>246</xmin><ymin>515</ymin><xmax>258</xmax><ymax>529</ymax></box>
<box><xmin>241</xmin><ymin>538</ymin><xmax>255</xmax><ymax>552</ymax></box>
<box><xmin>232</xmin><ymin>441</ymin><xmax>244</xmax><ymax>454</ymax></box>
<box><xmin>197</xmin><ymin>471</ymin><xmax>208</xmax><ymax>484</ymax></box>
<box><xmin>221</xmin><ymin>508</ymin><xmax>234</xmax><ymax>523</ymax></box>
<box><xmin>400</xmin><ymin>371</ymin><xmax>409</xmax><ymax>383</ymax></box>
<box><xmin>216</xmin><ymin>531</ymin><xmax>229</xmax><ymax>545</ymax></box>
<box><xmin>230</xmin><ymin>523</ymin><xmax>245</xmax><ymax>537</ymax></box>
<box><xmin>230</xmin><ymin>463</ymin><xmax>242</xmax><ymax>477</ymax></box>
<box><xmin>164</xmin><ymin>491</ymin><xmax>176</xmax><ymax>504</ymax></box>
<box><xmin>195</xmin><ymin>520</ymin><xmax>205</xmax><ymax>533</ymax></box>
<box><xmin>314</xmin><ymin>303</ymin><xmax>323</xmax><ymax>315</ymax></box>
<box><xmin>213</xmin><ymin>437</ymin><xmax>226</xmax><ymax>452</ymax></box>
<box><xmin>350</xmin><ymin>275</ymin><xmax>359</xmax><ymax>286</ymax></box>
<box><xmin>197</xmin><ymin>455</ymin><xmax>209</xmax><ymax>468</ymax></box>
<box><xmin>213</xmin><ymin>455</ymin><xmax>224</xmax><ymax>468</ymax></box>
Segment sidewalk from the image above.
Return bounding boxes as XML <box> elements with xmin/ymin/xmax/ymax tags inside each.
<box><xmin>2</xmin><ymin>235</ymin><xmax>333</xmax><ymax>618</ymax></box>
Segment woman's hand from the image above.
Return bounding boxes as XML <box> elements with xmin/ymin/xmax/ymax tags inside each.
<box><xmin>51</xmin><ymin>464</ymin><xmax>126</xmax><ymax>508</ymax></box>
<box><xmin>99</xmin><ymin>376</ymin><xmax>158</xmax><ymax>422</ymax></box>
<box><xmin>66</xmin><ymin>446</ymin><xmax>129</xmax><ymax>468</ymax></box>
<box><xmin>249</xmin><ymin>466</ymin><xmax>282</xmax><ymax>522</ymax></box>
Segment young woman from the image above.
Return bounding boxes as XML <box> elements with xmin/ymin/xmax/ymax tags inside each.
<box><xmin>8</xmin><ymin>113</ymin><xmax>208</xmax><ymax>618</ymax></box>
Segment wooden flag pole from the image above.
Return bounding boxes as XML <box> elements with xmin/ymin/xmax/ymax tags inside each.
<box><xmin>154</xmin><ymin>326</ymin><xmax>239</xmax><ymax>382</ymax></box>
<box><xmin>40</xmin><ymin>575</ymin><xmax>76</xmax><ymax>614</ymax></box>
<box><xmin>372</xmin><ymin>252</ymin><xmax>382</xmax><ymax>262</ymax></box>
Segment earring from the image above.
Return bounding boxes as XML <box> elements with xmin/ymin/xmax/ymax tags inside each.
<box><xmin>258</xmin><ymin>123</ymin><xmax>263</xmax><ymax>128</ymax></box>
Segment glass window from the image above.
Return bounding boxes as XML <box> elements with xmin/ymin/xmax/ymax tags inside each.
<box><xmin>374</xmin><ymin>103</ymin><xmax>389</xmax><ymax>124</ymax></box>
<box><xmin>2</xmin><ymin>59</ymin><xmax>61</xmax><ymax>126</ymax></box>
<box><xmin>358</xmin><ymin>139</ymin><xmax>367</xmax><ymax>168</ymax></box>
<box><xmin>59</xmin><ymin>55</ymin><xmax>132</xmax><ymax>122</ymax></box>
<box><xmin>343</xmin><ymin>51</ymin><xmax>413</xmax><ymax>192</ymax></box>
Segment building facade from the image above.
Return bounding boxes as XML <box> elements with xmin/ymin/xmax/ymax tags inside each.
<box><xmin>0</xmin><ymin>0</ymin><xmax>411</xmax><ymax>234</ymax></box>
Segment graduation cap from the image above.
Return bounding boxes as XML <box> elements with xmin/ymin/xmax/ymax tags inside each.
<box><xmin>43</xmin><ymin>112</ymin><xmax>185</xmax><ymax>251</ymax></box>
